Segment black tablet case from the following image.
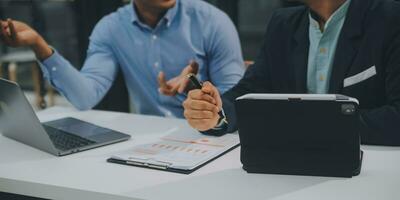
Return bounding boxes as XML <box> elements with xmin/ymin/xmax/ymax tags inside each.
<box><xmin>235</xmin><ymin>96</ymin><xmax>363</xmax><ymax>177</ymax></box>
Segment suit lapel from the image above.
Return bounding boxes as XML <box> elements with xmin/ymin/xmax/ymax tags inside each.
<box><xmin>328</xmin><ymin>0</ymin><xmax>367</xmax><ymax>93</ymax></box>
<box><xmin>292</xmin><ymin>10</ymin><xmax>310</xmax><ymax>93</ymax></box>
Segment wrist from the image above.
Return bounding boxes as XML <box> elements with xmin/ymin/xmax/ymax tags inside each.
<box><xmin>202</xmin><ymin>117</ymin><xmax>228</xmax><ymax>136</ymax></box>
<box><xmin>31</xmin><ymin>36</ymin><xmax>53</xmax><ymax>61</ymax></box>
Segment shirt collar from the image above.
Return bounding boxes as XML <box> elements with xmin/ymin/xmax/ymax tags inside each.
<box><xmin>163</xmin><ymin>1</ymin><xmax>179</xmax><ymax>27</ymax></box>
<box><xmin>130</xmin><ymin>0</ymin><xmax>179</xmax><ymax>28</ymax></box>
<box><xmin>309</xmin><ymin>0</ymin><xmax>351</xmax><ymax>32</ymax></box>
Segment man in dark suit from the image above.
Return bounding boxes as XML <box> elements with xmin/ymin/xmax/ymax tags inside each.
<box><xmin>182</xmin><ymin>0</ymin><xmax>400</xmax><ymax>146</ymax></box>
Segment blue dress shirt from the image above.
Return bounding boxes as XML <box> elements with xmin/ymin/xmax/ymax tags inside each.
<box><xmin>307</xmin><ymin>0</ymin><xmax>351</xmax><ymax>94</ymax></box>
<box><xmin>38</xmin><ymin>0</ymin><xmax>245</xmax><ymax>118</ymax></box>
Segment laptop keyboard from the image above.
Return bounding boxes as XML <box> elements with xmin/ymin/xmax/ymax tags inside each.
<box><xmin>43</xmin><ymin>125</ymin><xmax>96</xmax><ymax>151</ymax></box>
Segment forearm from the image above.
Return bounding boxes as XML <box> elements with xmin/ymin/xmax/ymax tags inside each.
<box><xmin>38</xmin><ymin>51</ymin><xmax>111</xmax><ymax>110</ymax></box>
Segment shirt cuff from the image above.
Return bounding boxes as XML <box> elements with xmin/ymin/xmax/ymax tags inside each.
<box><xmin>201</xmin><ymin>124</ymin><xmax>228</xmax><ymax>136</ymax></box>
<box><xmin>37</xmin><ymin>48</ymin><xmax>63</xmax><ymax>81</ymax></box>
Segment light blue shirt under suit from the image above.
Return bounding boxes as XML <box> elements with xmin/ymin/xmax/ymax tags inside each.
<box><xmin>307</xmin><ymin>0</ymin><xmax>351</xmax><ymax>94</ymax></box>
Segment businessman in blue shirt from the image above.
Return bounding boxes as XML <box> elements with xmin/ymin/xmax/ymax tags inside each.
<box><xmin>0</xmin><ymin>0</ymin><xmax>244</xmax><ymax>118</ymax></box>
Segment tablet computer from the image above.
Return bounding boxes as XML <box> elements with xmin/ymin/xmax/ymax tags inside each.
<box><xmin>235</xmin><ymin>94</ymin><xmax>363</xmax><ymax>177</ymax></box>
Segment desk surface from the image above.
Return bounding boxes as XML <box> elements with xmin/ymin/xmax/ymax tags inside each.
<box><xmin>0</xmin><ymin>107</ymin><xmax>400</xmax><ymax>200</ymax></box>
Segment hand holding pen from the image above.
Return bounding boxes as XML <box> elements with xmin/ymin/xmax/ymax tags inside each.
<box><xmin>183</xmin><ymin>73</ymin><xmax>226</xmax><ymax>132</ymax></box>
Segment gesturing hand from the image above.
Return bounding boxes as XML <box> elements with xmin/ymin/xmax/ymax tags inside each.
<box><xmin>0</xmin><ymin>19</ymin><xmax>52</xmax><ymax>60</ymax></box>
<box><xmin>0</xmin><ymin>19</ymin><xmax>39</xmax><ymax>47</ymax></box>
<box><xmin>158</xmin><ymin>61</ymin><xmax>199</xmax><ymax>96</ymax></box>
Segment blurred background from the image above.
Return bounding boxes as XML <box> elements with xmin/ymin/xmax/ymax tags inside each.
<box><xmin>0</xmin><ymin>0</ymin><xmax>302</xmax><ymax>114</ymax></box>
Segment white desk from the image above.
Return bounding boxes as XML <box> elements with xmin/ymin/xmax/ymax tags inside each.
<box><xmin>0</xmin><ymin>107</ymin><xmax>400</xmax><ymax>200</ymax></box>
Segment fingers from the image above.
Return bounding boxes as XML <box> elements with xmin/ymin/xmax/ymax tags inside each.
<box><xmin>7</xmin><ymin>19</ymin><xmax>17</xmax><ymax>41</ymax></box>
<box><xmin>0</xmin><ymin>20</ymin><xmax>5</xmax><ymax>38</ymax></box>
<box><xmin>0</xmin><ymin>20</ymin><xmax>12</xmax><ymax>44</ymax></box>
<box><xmin>201</xmin><ymin>81</ymin><xmax>215</xmax><ymax>94</ymax></box>
<box><xmin>187</xmin><ymin>60</ymin><xmax>199</xmax><ymax>75</ymax></box>
<box><xmin>183</xmin><ymin>99</ymin><xmax>219</xmax><ymax>113</ymax></box>
<box><xmin>202</xmin><ymin>81</ymin><xmax>222</xmax><ymax>108</ymax></box>
<box><xmin>181</xmin><ymin>60</ymin><xmax>199</xmax><ymax>76</ymax></box>
<box><xmin>177</xmin><ymin>78</ymin><xmax>189</xmax><ymax>94</ymax></box>
<box><xmin>183</xmin><ymin>90</ymin><xmax>219</xmax><ymax>131</ymax></box>
<box><xmin>184</xmin><ymin>109</ymin><xmax>216</xmax><ymax>119</ymax></box>
<box><xmin>158</xmin><ymin>71</ymin><xmax>177</xmax><ymax>96</ymax></box>
<box><xmin>0</xmin><ymin>20</ymin><xmax>8</xmax><ymax>30</ymax></box>
<box><xmin>183</xmin><ymin>81</ymin><xmax>221</xmax><ymax>131</ymax></box>
<box><xmin>188</xmin><ymin>89</ymin><xmax>217</xmax><ymax>105</ymax></box>
<box><xmin>176</xmin><ymin>61</ymin><xmax>199</xmax><ymax>94</ymax></box>
<box><xmin>158</xmin><ymin>71</ymin><xmax>168</xmax><ymax>89</ymax></box>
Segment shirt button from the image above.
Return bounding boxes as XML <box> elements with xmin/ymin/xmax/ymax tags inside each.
<box><xmin>52</xmin><ymin>67</ymin><xmax>57</xmax><ymax>72</ymax></box>
<box><xmin>152</xmin><ymin>35</ymin><xmax>157</xmax><ymax>40</ymax></box>
<box><xmin>320</xmin><ymin>48</ymin><xmax>327</xmax><ymax>54</ymax></box>
<box><xmin>319</xmin><ymin>75</ymin><xmax>325</xmax><ymax>81</ymax></box>
<box><xmin>154</xmin><ymin>62</ymin><xmax>159</xmax><ymax>67</ymax></box>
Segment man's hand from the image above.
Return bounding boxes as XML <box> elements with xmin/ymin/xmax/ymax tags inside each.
<box><xmin>158</xmin><ymin>61</ymin><xmax>199</xmax><ymax>96</ymax></box>
<box><xmin>183</xmin><ymin>82</ymin><xmax>222</xmax><ymax>131</ymax></box>
<box><xmin>0</xmin><ymin>19</ymin><xmax>52</xmax><ymax>60</ymax></box>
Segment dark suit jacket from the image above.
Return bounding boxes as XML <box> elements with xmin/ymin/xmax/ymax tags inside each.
<box><xmin>217</xmin><ymin>0</ymin><xmax>400</xmax><ymax>145</ymax></box>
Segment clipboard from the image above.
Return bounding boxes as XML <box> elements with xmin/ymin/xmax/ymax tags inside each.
<box><xmin>107</xmin><ymin>131</ymin><xmax>240</xmax><ymax>174</ymax></box>
<box><xmin>107</xmin><ymin>143</ymin><xmax>239</xmax><ymax>174</ymax></box>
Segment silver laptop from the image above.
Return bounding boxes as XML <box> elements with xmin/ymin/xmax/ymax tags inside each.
<box><xmin>0</xmin><ymin>79</ymin><xmax>131</xmax><ymax>156</ymax></box>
